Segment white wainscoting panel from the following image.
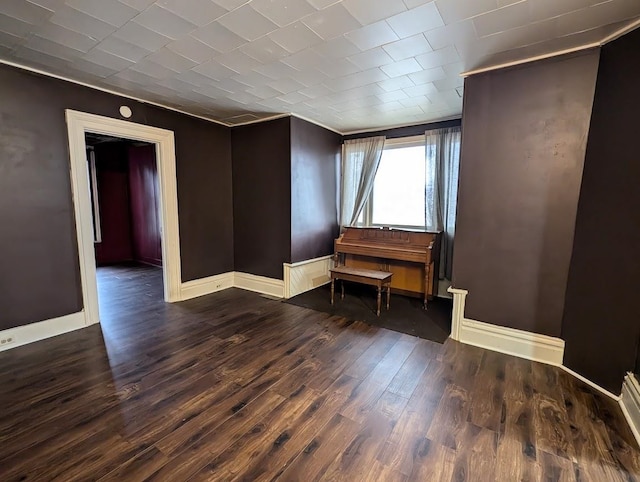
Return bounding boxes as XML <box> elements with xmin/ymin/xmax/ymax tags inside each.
<box><xmin>180</xmin><ymin>272</ymin><xmax>234</xmax><ymax>301</ymax></box>
<box><xmin>283</xmin><ymin>255</ymin><xmax>334</xmax><ymax>299</ymax></box>
<box><xmin>621</xmin><ymin>373</ymin><xmax>640</xmax><ymax>447</ymax></box>
<box><xmin>234</xmin><ymin>272</ymin><xmax>284</xmax><ymax>298</ymax></box>
<box><xmin>0</xmin><ymin>311</ymin><xmax>87</xmax><ymax>352</ymax></box>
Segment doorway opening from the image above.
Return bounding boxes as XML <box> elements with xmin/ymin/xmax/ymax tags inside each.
<box><xmin>85</xmin><ymin>133</ymin><xmax>164</xmax><ymax>325</ymax></box>
<box><xmin>66</xmin><ymin>110</ymin><xmax>181</xmax><ymax>329</ymax></box>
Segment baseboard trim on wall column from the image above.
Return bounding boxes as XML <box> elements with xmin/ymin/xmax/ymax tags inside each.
<box><xmin>621</xmin><ymin>374</ymin><xmax>640</xmax><ymax>447</ymax></box>
<box><xmin>0</xmin><ymin>311</ymin><xmax>87</xmax><ymax>352</ymax></box>
<box><xmin>179</xmin><ymin>272</ymin><xmax>234</xmax><ymax>301</ymax></box>
<box><xmin>234</xmin><ymin>272</ymin><xmax>284</xmax><ymax>298</ymax></box>
<box><xmin>283</xmin><ymin>255</ymin><xmax>334</xmax><ymax>299</ymax></box>
<box><xmin>447</xmin><ymin>287</ymin><xmax>468</xmax><ymax>341</ymax></box>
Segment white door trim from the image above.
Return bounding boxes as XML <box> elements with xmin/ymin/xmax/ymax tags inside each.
<box><xmin>66</xmin><ymin>109</ymin><xmax>181</xmax><ymax>326</ymax></box>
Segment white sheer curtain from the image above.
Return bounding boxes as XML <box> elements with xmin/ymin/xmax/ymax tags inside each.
<box><xmin>339</xmin><ymin>136</ymin><xmax>385</xmax><ymax>228</ymax></box>
<box><xmin>425</xmin><ymin>127</ymin><xmax>461</xmax><ymax>279</ymax></box>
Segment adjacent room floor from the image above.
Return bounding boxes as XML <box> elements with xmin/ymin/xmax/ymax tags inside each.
<box><xmin>0</xmin><ymin>271</ymin><xmax>638</xmax><ymax>481</ymax></box>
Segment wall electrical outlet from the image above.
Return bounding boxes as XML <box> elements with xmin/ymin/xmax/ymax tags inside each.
<box><xmin>1</xmin><ymin>336</ymin><xmax>15</xmax><ymax>346</ymax></box>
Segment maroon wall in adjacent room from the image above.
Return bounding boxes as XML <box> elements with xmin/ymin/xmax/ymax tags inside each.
<box><xmin>93</xmin><ymin>143</ymin><xmax>134</xmax><ymax>265</ymax></box>
<box><xmin>0</xmin><ymin>63</ymin><xmax>232</xmax><ymax>331</ymax></box>
<box><xmin>290</xmin><ymin>117</ymin><xmax>341</xmax><ymax>263</ymax></box>
<box><xmin>562</xmin><ymin>28</ymin><xmax>640</xmax><ymax>393</ymax></box>
<box><xmin>452</xmin><ymin>50</ymin><xmax>600</xmax><ymax>338</ymax></box>
<box><xmin>128</xmin><ymin>145</ymin><xmax>162</xmax><ymax>267</ymax></box>
<box><xmin>232</xmin><ymin>117</ymin><xmax>292</xmax><ymax>280</ymax></box>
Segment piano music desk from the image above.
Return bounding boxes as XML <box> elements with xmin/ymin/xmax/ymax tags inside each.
<box><xmin>330</xmin><ymin>266</ymin><xmax>392</xmax><ymax>316</ymax></box>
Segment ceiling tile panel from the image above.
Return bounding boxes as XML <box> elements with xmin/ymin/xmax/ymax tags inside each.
<box><xmin>191</xmin><ymin>22</ymin><xmax>246</xmax><ymax>52</ymax></box>
<box><xmin>268</xmin><ymin>21</ymin><xmax>323</xmax><ymax>53</ymax></box>
<box><xmin>96</xmin><ymin>35</ymin><xmax>152</xmax><ymax>62</ymax></box>
<box><xmin>415</xmin><ymin>45</ymin><xmax>460</xmax><ymax>69</ymax></box>
<box><xmin>82</xmin><ymin>47</ymin><xmax>135</xmax><ymax>71</ymax></box>
<box><xmin>240</xmin><ymin>36</ymin><xmax>290</xmax><ymax>63</ymax></box>
<box><xmin>386</xmin><ymin>3</ymin><xmax>445</xmax><ymax>39</ymax></box>
<box><xmin>382</xmin><ymin>33</ymin><xmax>433</xmax><ymax>61</ymax></box>
<box><xmin>65</xmin><ymin>0</ymin><xmax>138</xmax><ymax>28</ymax></box>
<box><xmin>408</xmin><ymin>65</ymin><xmax>446</xmax><ymax>84</ymax></box>
<box><xmin>145</xmin><ymin>47</ymin><xmax>198</xmax><ymax>72</ymax></box>
<box><xmin>0</xmin><ymin>12</ymin><xmax>33</xmax><ymax>38</ymax></box>
<box><xmin>380</xmin><ymin>57</ymin><xmax>422</xmax><ymax>77</ymax></box>
<box><xmin>472</xmin><ymin>1</ymin><xmax>530</xmax><ymax>38</ymax></box>
<box><xmin>156</xmin><ymin>0</ymin><xmax>228</xmax><ymax>26</ymax></box>
<box><xmin>50</xmin><ymin>6</ymin><xmax>117</xmax><ymax>40</ymax></box>
<box><xmin>217</xmin><ymin>4</ymin><xmax>278</xmax><ymax>42</ymax></box>
<box><xmin>267</xmin><ymin>76</ymin><xmax>305</xmax><ymax>94</ymax></box>
<box><xmin>216</xmin><ymin>49</ymin><xmax>263</xmax><ymax>74</ymax></box>
<box><xmin>119</xmin><ymin>0</ymin><xmax>157</xmax><ymax>12</ymax></box>
<box><xmin>302</xmin><ymin>3</ymin><xmax>362</xmax><ymax>40</ymax></box>
<box><xmin>348</xmin><ymin>46</ymin><xmax>394</xmax><ymax>69</ymax></box>
<box><xmin>166</xmin><ymin>35</ymin><xmax>218</xmax><ymax>63</ymax></box>
<box><xmin>112</xmin><ymin>21</ymin><xmax>173</xmax><ymax>51</ymax></box>
<box><xmin>342</xmin><ymin>0</ymin><xmax>406</xmax><ymax>26</ymax></box>
<box><xmin>37</xmin><ymin>23</ymin><xmax>99</xmax><ymax>52</ymax></box>
<box><xmin>21</xmin><ymin>34</ymin><xmax>83</xmax><ymax>61</ymax></box>
<box><xmin>250</xmin><ymin>0</ymin><xmax>316</xmax><ymax>27</ymax></box>
<box><xmin>0</xmin><ymin>1</ymin><xmax>53</xmax><ymax>25</ymax></box>
<box><xmin>133</xmin><ymin>5</ymin><xmax>198</xmax><ymax>39</ymax></box>
<box><xmin>344</xmin><ymin>20</ymin><xmax>399</xmax><ymax>51</ymax></box>
<box><xmin>377</xmin><ymin>75</ymin><xmax>415</xmax><ymax>92</ymax></box>
<box><xmin>192</xmin><ymin>58</ymin><xmax>237</xmax><ymax>79</ymax></box>
<box><xmin>434</xmin><ymin>0</ymin><xmax>498</xmax><ymax>24</ymax></box>
<box><xmin>277</xmin><ymin>91</ymin><xmax>310</xmax><ymax>104</ymax></box>
<box><xmin>312</xmin><ymin>35</ymin><xmax>360</xmax><ymax>58</ymax></box>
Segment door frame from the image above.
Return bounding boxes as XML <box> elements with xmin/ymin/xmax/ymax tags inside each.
<box><xmin>66</xmin><ymin>109</ymin><xmax>181</xmax><ymax>326</ymax></box>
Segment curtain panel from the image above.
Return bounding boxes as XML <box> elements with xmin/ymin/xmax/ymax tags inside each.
<box><xmin>339</xmin><ymin>136</ymin><xmax>386</xmax><ymax>229</ymax></box>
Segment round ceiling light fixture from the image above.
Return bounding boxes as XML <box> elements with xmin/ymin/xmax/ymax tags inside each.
<box><xmin>119</xmin><ymin>105</ymin><xmax>132</xmax><ymax>118</ymax></box>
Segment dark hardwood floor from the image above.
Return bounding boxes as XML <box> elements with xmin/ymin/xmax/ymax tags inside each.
<box><xmin>0</xmin><ymin>264</ymin><xmax>638</xmax><ymax>481</ymax></box>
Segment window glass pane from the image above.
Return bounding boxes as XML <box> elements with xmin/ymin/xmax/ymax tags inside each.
<box><xmin>372</xmin><ymin>145</ymin><xmax>425</xmax><ymax>227</ymax></box>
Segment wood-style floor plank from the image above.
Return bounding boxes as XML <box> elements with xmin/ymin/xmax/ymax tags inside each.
<box><xmin>0</xmin><ymin>264</ymin><xmax>638</xmax><ymax>481</ymax></box>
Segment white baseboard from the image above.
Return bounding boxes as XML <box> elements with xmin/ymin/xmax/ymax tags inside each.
<box><xmin>459</xmin><ymin>317</ymin><xmax>565</xmax><ymax>366</ymax></box>
<box><xmin>0</xmin><ymin>311</ymin><xmax>87</xmax><ymax>352</ymax></box>
<box><xmin>283</xmin><ymin>255</ymin><xmax>333</xmax><ymax>299</ymax></box>
<box><xmin>234</xmin><ymin>272</ymin><xmax>284</xmax><ymax>298</ymax></box>
<box><xmin>179</xmin><ymin>272</ymin><xmax>234</xmax><ymax>301</ymax></box>
<box><xmin>621</xmin><ymin>373</ymin><xmax>640</xmax><ymax>447</ymax></box>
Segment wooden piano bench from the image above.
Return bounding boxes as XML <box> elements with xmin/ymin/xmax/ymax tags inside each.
<box><xmin>329</xmin><ymin>266</ymin><xmax>393</xmax><ymax>316</ymax></box>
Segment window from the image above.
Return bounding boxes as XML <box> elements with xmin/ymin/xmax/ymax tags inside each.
<box><xmin>359</xmin><ymin>135</ymin><xmax>430</xmax><ymax>229</ymax></box>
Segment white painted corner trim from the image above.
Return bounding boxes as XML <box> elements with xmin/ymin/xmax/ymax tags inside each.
<box><xmin>180</xmin><ymin>272</ymin><xmax>234</xmax><ymax>301</ymax></box>
<box><xmin>621</xmin><ymin>373</ymin><xmax>640</xmax><ymax>447</ymax></box>
<box><xmin>66</xmin><ymin>110</ymin><xmax>182</xmax><ymax>327</ymax></box>
<box><xmin>0</xmin><ymin>312</ymin><xmax>86</xmax><ymax>352</ymax></box>
<box><xmin>283</xmin><ymin>255</ymin><xmax>334</xmax><ymax>299</ymax></box>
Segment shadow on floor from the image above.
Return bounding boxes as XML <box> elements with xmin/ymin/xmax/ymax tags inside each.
<box><xmin>284</xmin><ymin>282</ymin><xmax>452</xmax><ymax>344</ymax></box>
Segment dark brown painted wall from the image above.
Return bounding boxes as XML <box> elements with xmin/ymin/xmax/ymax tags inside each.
<box><xmin>0</xmin><ymin>64</ymin><xmax>233</xmax><ymax>331</ymax></box>
<box><xmin>232</xmin><ymin>118</ymin><xmax>291</xmax><ymax>280</ymax></box>
<box><xmin>128</xmin><ymin>145</ymin><xmax>162</xmax><ymax>267</ymax></box>
<box><xmin>452</xmin><ymin>51</ymin><xmax>599</xmax><ymax>337</ymax></box>
<box><xmin>290</xmin><ymin>117</ymin><xmax>341</xmax><ymax>263</ymax></box>
<box><xmin>94</xmin><ymin>143</ymin><xmax>134</xmax><ymax>265</ymax></box>
<box><xmin>562</xmin><ymin>29</ymin><xmax>640</xmax><ymax>393</ymax></box>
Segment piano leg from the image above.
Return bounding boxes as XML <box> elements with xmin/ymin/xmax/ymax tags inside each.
<box><xmin>376</xmin><ymin>285</ymin><xmax>382</xmax><ymax>316</ymax></box>
<box><xmin>330</xmin><ymin>278</ymin><xmax>335</xmax><ymax>305</ymax></box>
<box><xmin>386</xmin><ymin>283</ymin><xmax>390</xmax><ymax>310</ymax></box>
<box><xmin>341</xmin><ymin>281</ymin><xmax>344</xmax><ymax>300</ymax></box>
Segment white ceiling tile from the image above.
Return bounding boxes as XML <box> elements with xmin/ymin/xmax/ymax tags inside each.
<box><xmin>314</xmin><ymin>57</ymin><xmax>360</xmax><ymax>78</ymax></box>
<box><xmin>156</xmin><ymin>0</ymin><xmax>228</xmax><ymax>27</ymax></box>
<box><xmin>82</xmin><ymin>47</ymin><xmax>135</xmax><ymax>71</ymax></box>
<box><xmin>10</xmin><ymin>46</ymin><xmax>72</xmax><ymax>70</ymax></box>
<box><xmin>69</xmin><ymin>58</ymin><xmax>119</xmax><ymax>78</ymax></box>
<box><xmin>403</xmin><ymin>0</ymin><xmax>433</xmax><ymax>8</ymax></box>
<box><xmin>324</xmin><ymin>67</ymin><xmax>388</xmax><ymax>91</ymax></box>
<box><xmin>227</xmin><ymin>90</ymin><xmax>262</xmax><ymax>105</ymax></box>
<box><xmin>246</xmin><ymin>84</ymin><xmax>282</xmax><ymax>99</ymax></box>
<box><xmin>119</xmin><ymin>0</ymin><xmax>156</xmax><ymax>11</ymax></box>
<box><xmin>0</xmin><ymin>1</ymin><xmax>52</xmax><ymax>25</ymax></box>
<box><xmin>344</xmin><ymin>20</ymin><xmax>399</xmax><ymax>51</ymax></box>
<box><xmin>177</xmin><ymin>69</ymin><xmax>217</xmax><ymax>87</ymax></box>
<box><xmin>205</xmin><ymin>76</ymin><xmax>249</xmax><ymax>93</ymax></box>
<box><xmin>281</xmin><ymin>48</ymin><xmax>325</xmax><ymax>70</ymax></box>
<box><xmin>376</xmin><ymin>89</ymin><xmax>408</xmax><ymax>102</ymax></box>
<box><xmin>251</xmin><ymin>0</ymin><xmax>317</xmax><ymax>27</ymax></box>
<box><xmin>217</xmin><ymin>5</ymin><xmax>278</xmax><ymax>42</ymax></box>
<box><xmin>312</xmin><ymin>35</ymin><xmax>361</xmax><ymax>58</ymax></box>
<box><xmin>21</xmin><ymin>35</ymin><xmax>83</xmax><ymax>61</ymax></box>
<box><xmin>342</xmin><ymin>0</ymin><xmax>407</xmax><ymax>26</ymax></box>
<box><xmin>277</xmin><ymin>91</ymin><xmax>310</xmax><ymax>104</ymax></box>
<box><xmin>129</xmin><ymin>58</ymin><xmax>176</xmax><ymax>78</ymax></box>
<box><xmin>166</xmin><ymin>35</ymin><xmax>217</xmax><ymax>63</ymax></box>
<box><xmin>433</xmin><ymin>74</ymin><xmax>463</xmax><ymax>91</ymax></box>
<box><xmin>191</xmin><ymin>22</ymin><xmax>246</xmax><ymax>52</ymax></box>
<box><xmin>64</xmin><ymin>0</ymin><xmax>138</xmax><ymax>27</ymax></box>
<box><xmin>380</xmin><ymin>58</ymin><xmax>422</xmax><ymax>77</ymax></box>
<box><xmin>306</xmin><ymin>0</ymin><xmax>341</xmax><ymax>9</ymax></box>
<box><xmin>424</xmin><ymin>20</ymin><xmax>477</xmax><ymax>51</ymax></box>
<box><xmin>472</xmin><ymin>1</ymin><xmax>530</xmax><ymax>37</ymax></box>
<box><xmin>192</xmin><ymin>59</ymin><xmax>237</xmax><ymax>79</ymax></box>
<box><xmin>298</xmin><ymin>83</ymin><xmax>332</xmax><ymax>98</ymax></box>
<box><xmin>0</xmin><ymin>12</ymin><xmax>33</xmax><ymax>38</ymax></box>
<box><xmin>382</xmin><ymin>33</ymin><xmax>432</xmax><ymax>61</ymax></box>
<box><xmin>529</xmin><ymin>0</ymin><xmax>602</xmax><ymax>23</ymax></box>
<box><xmin>50</xmin><ymin>6</ymin><xmax>117</xmax><ymax>40</ymax></box>
<box><xmin>289</xmin><ymin>68</ymin><xmax>329</xmax><ymax>86</ymax></box>
<box><xmin>408</xmin><ymin>66</ymin><xmax>446</xmax><ymax>84</ymax></box>
<box><xmin>377</xmin><ymin>75</ymin><xmax>415</xmax><ymax>92</ymax></box>
<box><xmin>434</xmin><ymin>0</ymin><xmax>498</xmax><ymax>24</ymax></box>
<box><xmin>254</xmin><ymin>60</ymin><xmax>299</xmax><ymax>79</ymax></box>
<box><xmin>36</xmin><ymin>24</ymin><xmax>99</xmax><ymax>53</ymax></box>
<box><xmin>303</xmin><ymin>4</ymin><xmax>362</xmax><ymax>40</ymax></box>
<box><xmin>96</xmin><ymin>35</ymin><xmax>152</xmax><ymax>62</ymax></box>
<box><xmin>240</xmin><ymin>36</ymin><xmax>290</xmax><ymax>63</ymax></box>
<box><xmin>268</xmin><ymin>22</ymin><xmax>323</xmax><ymax>53</ymax></box>
<box><xmin>145</xmin><ymin>47</ymin><xmax>198</xmax><ymax>73</ymax></box>
<box><xmin>399</xmin><ymin>94</ymin><xmax>432</xmax><ymax>107</ymax></box>
<box><xmin>555</xmin><ymin>1</ymin><xmax>640</xmax><ymax>36</ymax></box>
<box><xmin>0</xmin><ymin>30</ymin><xmax>22</xmax><ymax>49</ymax></box>
<box><xmin>216</xmin><ymin>49</ymin><xmax>262</xmax><ymax>74</ymax></box>
<box><xmin>212</xmin><ymin>0</ymin><xmax>251</xmax><ymax>11</ymax></box>
<box><xmin>415</xmin><ymin>45</ymin><xmax>460</xmax><ymax>69</ymax></box>
<box><xmin>133</xmin><ymin>5</ymin><xmax>198</xmax><ymax>39</ymax></box>
<box><xmin>348</xmin><ymin>47</ymin><xmax>394</xmax><ymax>69</ymax></box>
<box><xmin>386</xmin><ymin>2</ymin><xmax>445</xmax><ymax>39</ymax></box>
<box><xmin>232</xmin><ymin>70</ymin><xmax>273</xmax><ymax>87</ymax></box>
<box><xmin>268</xmin><ymin>76</ymin><xmax>305</xmax><ymax>93</ymax></box>
<box><xmin>403</xmin><ymin>81</ymin><xmax>438</xmax><ymax>97</ymax></box>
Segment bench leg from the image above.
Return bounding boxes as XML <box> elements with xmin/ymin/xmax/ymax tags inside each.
<box><xmin>376</xmin><ymin>285</ymin><xmax>382</xmax><ymax>316</ymax></box>
<box><xmin>386</xmin><ymin>284</ymin><xmax>390</xmax><ymax>310</ymax></box>
<box><xmin>330</xmin><ymin>278</ymin><xmax>335</xmax><ymax>305</ymax></box>
<box><xmin>341</xmin><ymin>281</ymin><xmax>344</xmax><ymax>300</ymax></box>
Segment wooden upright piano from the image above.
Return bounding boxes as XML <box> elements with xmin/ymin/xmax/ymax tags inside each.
<box><xmin>334</xmin><ymin>227</ymin><xmax>441</xmax><ymax>308</ymax></box>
